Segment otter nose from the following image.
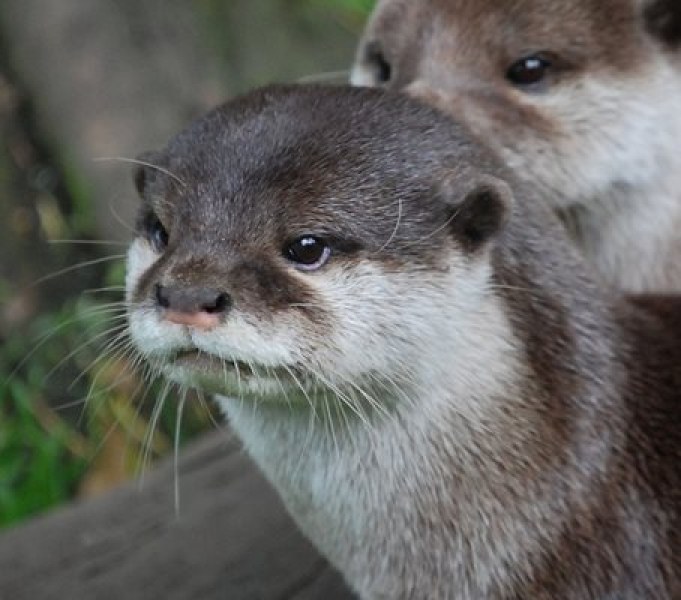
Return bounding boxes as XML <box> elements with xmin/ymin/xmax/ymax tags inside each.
<box><xmin>155</xmin><ymin>284</ymin><xmax>231</xmax><ymax>330</ymax></box>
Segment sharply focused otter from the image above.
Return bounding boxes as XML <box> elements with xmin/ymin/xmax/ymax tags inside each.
<box><xmin>126</xmin><ymin>85</ymin><xmax>680</xmax><ymax>599</ymax></box>
<box><xmin>352</xmin><ymin>0</ymin><xmax>681</xmax><ymax>293</ymax></box>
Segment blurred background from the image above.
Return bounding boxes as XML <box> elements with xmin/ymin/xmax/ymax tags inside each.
<box><xmin>0</xmin><ymin>0</ymin><xmax>374</xmax><ymax>529</ymax></box>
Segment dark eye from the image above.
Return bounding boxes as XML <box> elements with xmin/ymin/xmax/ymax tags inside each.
<box><xmin>506</xmin><ymin>54</ymin><xmax>553</xmax><ymax>87</ymax></box>
<box><xmin>285</xmin><ymin>236</ymin><xmax>330</xmax><ymax>271</ymax></box>
<box><xmin>146</xmin><ymin>214</ymin><xmax>169</xmax><ymax>252</ymax></box>
<box><xmin>366</xmin><ymin>42</ymin><xmax>392</xmax><ymax>84</ymax></box>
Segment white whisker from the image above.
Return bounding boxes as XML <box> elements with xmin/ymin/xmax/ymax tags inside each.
<box><xmin>174</xmin><ymin>388</ymin><xmax>188</xmax><ymax>519</ymax></box>
<box><xmin>31</xmin><ymin>255</ymin><xmax>126</xmax><ymax>288</ymax></box>
<box><xmin>93</xmin><ymin>156</ymin><xmax>187</xmax><ymax>188</ymax></box>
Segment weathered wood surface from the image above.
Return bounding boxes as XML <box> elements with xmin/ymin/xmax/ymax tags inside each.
<box><xmin>0</xmin><ymin>430</ymin><xmax>355</xmax><ymax>600</ymax></box>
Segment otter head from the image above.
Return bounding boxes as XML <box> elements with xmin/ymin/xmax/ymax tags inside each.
<box><xmin>352</xmin><ymin>0</ymin><xmax>681</xmax><ymax>209</ymax></box>
<box><xmin>125</xmin><ymin>85</ymin><xmax>513</xmax><ymax>411</ymax></box>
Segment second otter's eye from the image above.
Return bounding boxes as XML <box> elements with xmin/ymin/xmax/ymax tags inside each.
<box><xmin>506</xmin><ymin>54</ymin><xmax>553</xmax><ymax>88</ymax></box>
<box><xmin>366</xmin><ymin>42</ymin><xmax>392</xmax><ymax>85</ymax></box>
<box><xmin>145</xmin><ymin>214</ymin><xmax>169</xmax><ymax>252</ymax></box>
<box><xmin>285</xmin><ymin>236</ymin><xmax>330</xmax><ymax>271</ymax></box>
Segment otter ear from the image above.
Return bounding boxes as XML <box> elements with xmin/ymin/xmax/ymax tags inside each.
<box><xmin>441</xmin><ymin>172</ymin><xmax>513</xmax><ymax>251</ymax></box>
<box><xmin>132</xmin><ymin>151</ymin><xmax>161</xmax><ymax>198</ymax></box>
<box><xmin>644</xmin><ymin>0</ymin><xmax>681</xmax><ymax>48</ymax></box>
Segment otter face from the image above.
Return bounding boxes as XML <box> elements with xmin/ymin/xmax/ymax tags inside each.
<box><xmin>125</xmin><ymin>86</ymin><xmax>511</xmax><ymax>409</ymax></box>
<box><xmin>352</xmin><ymin>0</ymin><xmax>681</xmax><ymax>209</ymax></box>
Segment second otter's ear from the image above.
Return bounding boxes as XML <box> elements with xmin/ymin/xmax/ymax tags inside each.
<box><xmin>132</xmin><ymin>151</ymin><xmax>161</xmax><ymax>198</ymax></box>
<box><xmin>441</xmin><ymin>172</ymin><xmax>513</xmax><ymax>251</ymax></box>
<box><xmin>644</xmin><ymin>0</ymin><xmax>681</xmax><ymax>48</ymax></box>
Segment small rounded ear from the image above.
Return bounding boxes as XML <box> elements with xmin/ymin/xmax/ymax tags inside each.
<box><xmin>132</xmin><ymin>151</ymin><xmax>161</xmax><ymax>198</ymax></box>
<box><xmin>441</xmin><ymin>172</ymin><xmax>513</xmax><ymax>251</ymax></box>
<box><xmin>644</xmin><ymin>0</ymin><xmax>681</xmax><ymax>48</ymax></box>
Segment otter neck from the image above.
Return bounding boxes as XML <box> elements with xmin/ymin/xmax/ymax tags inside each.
<box><xmin>217</xmin><ymin>281</ymin><xmax>619</xmax><ymax>598</ymax></box>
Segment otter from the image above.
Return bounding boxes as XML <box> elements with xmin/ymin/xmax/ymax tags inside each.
<box><xmin>352</xmin><ymin>0</ymin><xmax>681</xmax><ymax>293</ymax></box>
<box><xmin>125</xmin><ymin>85</ymin><xmax>680</xmax><ymax>599</ymax></box>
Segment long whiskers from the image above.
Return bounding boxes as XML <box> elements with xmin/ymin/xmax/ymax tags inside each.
<box><xmin>138</xmin><ymin>379</ymin><xmax>173</xmax><ymax>486</ymax></box>
<box><xmin>196</xmin><ymin>389</ymin><xmax>222</xmax><ymax>432</ymax></box>
<box><xmin>93</xmin><ymin>156</ymin><xmax>187</xmax><ymax>188</ymax></box>
<box><xmin>82</xmin><ymin>285</ymin><xmax>127</xmax><ymax>296</ymax></box>
<box><xmin>378</xmin><ymin>195</ymin><xmax>403</xmax><ymax>253</ymax></box>
<box><xmin>282</xmin><ymin>364</ymin><xmax>319</xmax><ymax>424</ymax></box>
<box><xmin>7</xmin><ymin>301</ymin><xmax>129</xmax><ymax>382</ymax></box>
<box><xmin>45</xmin><ymin>319</ymin><xmax>128</xmax><ymax>384</ymax></box>
<box><xmin>401</xmin><ymin>203</ymin><xmax>465</xmax><ymax>249</ymax></box>
<box><xmin>30</xmin><ymin>254</ymin><xmax>126</xmax><ymax>288</ymax></box>
<box><xmin>174</xmin><ymin>389</ymin><xmax>188</xmax><ymax>518</ymax></box>
<box><xmin>48</xmin><ymin>239</ymin><xmax>128</xmax><ymax>247</ymax></box>
<box><xmin>71</xmin><ymin>328</ymin><xmax>135</xmax><ymax>398</ymax></box>
<box><xmin>108</xmin><ymin>201</ymin><xmax>137</xmax><ymax>236</ymax></box>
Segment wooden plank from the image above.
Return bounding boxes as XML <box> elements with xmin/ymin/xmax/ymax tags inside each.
<box><xmin>0</xmin><ymin>430</ymin><xmax>354</xmax><ymax>600</ymax></box>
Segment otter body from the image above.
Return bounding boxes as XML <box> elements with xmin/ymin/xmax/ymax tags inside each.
<box><xmin>126</xmin><ymin>85</ymin><xmax>680</xmax><ymax>599</ymax></box>
<box><xmin>352</xmin><ymin>0</ymin><xmax>681</xmax><ymax>293</ymax></box>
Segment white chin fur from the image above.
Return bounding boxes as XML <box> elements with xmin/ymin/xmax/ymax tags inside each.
<box><xmin>161</xmin><ymin>362</ymin><xmax>298</xmax><ymax>399</ymax></box>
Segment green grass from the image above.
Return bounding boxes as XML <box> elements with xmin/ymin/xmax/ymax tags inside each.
<box><xmin>326</xmin><ymin>0</ymin><xmax>375</xmax><ymax>14</ymax></box>
<box><xmin>0</xmin><ymin>378</ymin><xmax>87</xmax><ymax>526</ymax></box>
<box><xmin>0</xmin><ymin>302</ymin><xmax>92</xmax><ymax>527</ymax></box>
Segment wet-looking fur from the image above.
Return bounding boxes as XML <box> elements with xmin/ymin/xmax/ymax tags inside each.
<box><xmin>126</xmin><ymin>85</ymin><xmax>680</xmax><ymax>599</ymax></box>
<box><xmin>352</xmin><ymin>0</ymin><xmax>681</xmax><ymax>292</ymax></box>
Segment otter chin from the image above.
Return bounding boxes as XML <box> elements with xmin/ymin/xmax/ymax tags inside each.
<box><xmin>162</xmin><ymin>349</ymin><xmax>318</xmax><ymax>401</ymax></box>
<box><xmin>126</xmin><ymin>85</ymin><xmax>680</xmax><ymax>599</ymax></box>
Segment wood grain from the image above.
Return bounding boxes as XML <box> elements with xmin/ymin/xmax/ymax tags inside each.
<box><xmin>0</xmin><ymin>430</ymin><xmax>355</xmax><ymax>600</ymax></box>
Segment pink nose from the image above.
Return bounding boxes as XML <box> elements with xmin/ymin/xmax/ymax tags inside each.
<box><xmin>155</xmin><ymin>284</ymin><xmax>231</xmax><ymax>330</ymax></box>
<box><xmin>163</xmin><ymin>310</ymin><xmax>221</xmax><ymax>331</ymax></box>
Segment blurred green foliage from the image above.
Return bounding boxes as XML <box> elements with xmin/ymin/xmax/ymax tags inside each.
<box><xmin>305</xmin><ymin>0</ymin><xmax>375</xmax><ymax>18</ymax></box>
<box><xmin>325</xmin><ymin>0</ymin><xmax>375</xmax><ymax>14</ymax></box>
<box><xmin>0</xmin><ymin>301</ymin><xmax>94</xmax><ymax>526</ymax></box>
<box><xmin>0</xmin><ymin>386</ymin><xmax>86</xmax><ymax>525</ymax></box>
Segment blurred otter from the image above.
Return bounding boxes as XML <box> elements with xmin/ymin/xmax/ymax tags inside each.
<box><xmin>353</xmin><ymin>0</ymin><xmax>681</xmax><ymax>292</ymax></box>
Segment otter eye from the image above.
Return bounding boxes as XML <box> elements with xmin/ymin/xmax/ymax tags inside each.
<box><xmin>507</xmin><ymin>54</ymin><xmax>553</xmax><ymax>88</ymax></box>
<box><xmin>366</xmin><ymin>42</ymin><xmax>392</xmax><ymax>85</ymax></box>
<box><xmin>145</xmin><ymin>214</ymin><xmax>169</xmax><ymax>252</ymax></box>
<box><xmin>285</xmin><ymin>236</ymin><xmax>330</xmax><ymax>271</ymax></box>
